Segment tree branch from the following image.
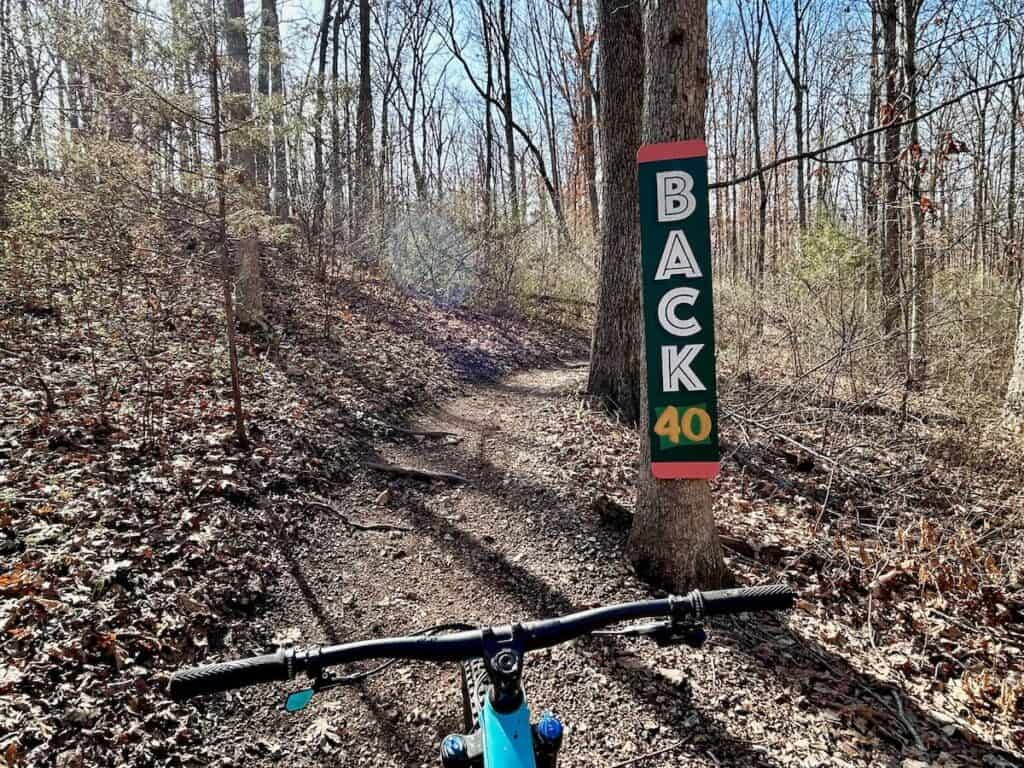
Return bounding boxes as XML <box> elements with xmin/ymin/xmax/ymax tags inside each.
<box><xmin>710</xmin><ymin>72</ymin><xmax>1024</xmax><ymax>190</ymax></box>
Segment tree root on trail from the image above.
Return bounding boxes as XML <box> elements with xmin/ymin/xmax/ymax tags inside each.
<box><xmin>304</xmin><ymin>499</ymin><xmax>413</xmax><ymax>533</ymax></box>
<box><xmin>361</xmin><ymin>460</ymin><xmax>467</xmax><ymax>484</ymax></box>
<box><xmin>385</xmin><ymin>425</ymin><xmax>460</xmax><ymax>439</ymax></box>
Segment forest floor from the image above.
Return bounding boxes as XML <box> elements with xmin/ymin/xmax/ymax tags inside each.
<box><xmin>2</xmin><ymin>259</ymin><xmax>1023</xmax><ymax>767</ymax></box>
<box><xmin>197</xmin><ymin>364</ymin><xmax>1024</xmax><ymax>768</ymax></box>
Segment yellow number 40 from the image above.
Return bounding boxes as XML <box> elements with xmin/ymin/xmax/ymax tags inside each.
<box><xmin>654</xmin><ymin>405</ymin><xmax>712</xmax><ymax>445</ymax></box>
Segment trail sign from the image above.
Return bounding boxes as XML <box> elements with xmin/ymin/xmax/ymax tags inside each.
<box><xmin>637</xmin><ymin>140</ymin><xmax>720</xmax><ymax>480</ymax></box>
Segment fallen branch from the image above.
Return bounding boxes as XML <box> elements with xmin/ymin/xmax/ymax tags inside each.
<box><xmin>305</xmin><ymin>499</ymin><xmax>413</xmax><ymax>533</ymax></box>
<box><xmin>361</xmin><ymin>461</ymin><xmax>467</xmax><ymax>484</ymax></box>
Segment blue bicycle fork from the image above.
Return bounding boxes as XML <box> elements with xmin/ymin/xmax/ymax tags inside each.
<box><xmin>439</xmin><ymin>625</ymin><xmax>563</xmax><ymax>768</ymax></box>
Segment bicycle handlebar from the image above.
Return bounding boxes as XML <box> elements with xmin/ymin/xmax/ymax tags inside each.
<box><xmin>168</xmin><ymin>585</ymin><xmax>793</xmax><ymax>701</ymax></box>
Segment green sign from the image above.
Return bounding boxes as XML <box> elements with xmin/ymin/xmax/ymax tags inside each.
<box><xmin>638</xmin><ymin>140</ymin><xmax>720</xmax><ymax>479</ymax></box>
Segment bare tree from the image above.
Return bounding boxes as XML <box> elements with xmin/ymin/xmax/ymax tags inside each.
<box><xmin>902</xmin><ymin>0</ymin><xmax>928</xmax><ymax>385</ymax></box>
<box><xmin>879</xmin><ymin>0</ymin><xmax>901</xmax><ymax>340</ymax></box>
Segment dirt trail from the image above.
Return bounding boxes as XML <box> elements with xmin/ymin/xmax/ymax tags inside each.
<box><xmin>205</xmin><ymin>365</ymin><xmax>1019</xmax><ymax>768</ymax></box>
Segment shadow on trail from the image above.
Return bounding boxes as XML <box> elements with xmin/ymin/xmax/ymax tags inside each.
<box><xmin>275</xmin><ymin>526</ymin><xmax>445</xmax><ymax>767</ymax></box>
<box><xmin>385</xmin><ymin>406</ymin><xmax>1021</xmax><ymax>767</ymax></box>
<box><xmin>397</xmin><ymin>492</ymin><xmax>783</xmax><ymax>768</ymax></box>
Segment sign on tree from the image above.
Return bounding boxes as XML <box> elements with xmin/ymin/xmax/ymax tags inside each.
<box><xmin>638</xmin><ymin>140</ymin><xmax>720</xmax><ymax>479</ymax></box>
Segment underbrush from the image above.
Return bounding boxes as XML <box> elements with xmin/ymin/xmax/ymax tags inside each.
<box><xmin>711</xmin><ymin>254</ymin><xmax>1024</xmax><ymax>753</ymax></box>
<box><xmin>0</xmin><ymin>165</ymin><xmax>583</xmax><ymax>765</ymax></box>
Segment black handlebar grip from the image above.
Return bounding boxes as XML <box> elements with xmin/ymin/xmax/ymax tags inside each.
<box><xmin>699</xmin><ymin>584</ymin><xmax>795</xmax><ymax>616</ymax></box>
<box><xmin>168</xmin><ymin>650</ymin><xmax>289</xmax><ymax>700</ymax></box>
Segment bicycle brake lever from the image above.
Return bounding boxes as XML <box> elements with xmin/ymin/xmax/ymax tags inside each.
<box><xmin>653</xmin><ymin>622</ymin><xmax>706</xmax><ymax>649</ymax></box>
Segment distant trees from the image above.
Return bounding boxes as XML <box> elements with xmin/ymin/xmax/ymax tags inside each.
<box><xmin>2</xmin><ymin>0</ymin><xmax>1024</xmax><ymax>462</ymax></box>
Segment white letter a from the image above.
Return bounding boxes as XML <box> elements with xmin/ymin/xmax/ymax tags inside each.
<box><xmin>655</xmin><ymin>230</ymin><xmax>702</xmax><ymax>280</ymax></box>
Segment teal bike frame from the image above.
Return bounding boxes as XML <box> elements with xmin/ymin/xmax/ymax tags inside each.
<box><xmin>481</xmin><ymin>696</ymin><xmax>537</xmax><ymax>768</ymax></box>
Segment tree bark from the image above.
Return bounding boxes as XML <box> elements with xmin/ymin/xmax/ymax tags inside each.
<box><xmin>255</xmin><ymin>0</ymin><xmax>273</xmax><ymax>206</ymax></box>
<box><xmin>792</xmin><ymin>0</ymin><xmax>806</xmax><ymax>229</ymax></box>
<box><xmin>880</xmin><ymin>0</ymin><xmax>902</xmax><ymax>341</ymax></box>
<box><xmin>476</xmin><ymin>0</ymin><xmax>494</xmax><ymax>229</ymax></box>
<box><xmin>575</xmin><ymin>0</ymin><xmax>598</xmax><ymax>236</ymax></box>
<box><xmin>628</xmin><ymin>0</ymin><xmax>729</xmax><ymax>592</ymax></box>
<box><xmin>864</xmin><ymin>4</ymin><xmax>880</xmax><ymax>248</ymax></box>
<box><xmin>208</xmin><ymin>21</ymin><xmax>250</xmax><ymax>452</ymax></box>
<box><xmin>1008</xmin><ymin>270</ymin><xmax>1024</xmax><ymax>415</ymax></box>
<box><xmin>331</xmin><ymin>7</ymin><xmax>344</xmax><ymax>224</ymax></box>
<box><xmin>223</xmin><ymin>0</ymin><xmax>256</xmax><ymax>183</ymax></box>
<box><xmin>903</xmin><ymin>0</ymin><xmax>928</xmax><ymax>385</ymax></box>
<box><xmin>355</xmin><ymin>0</ymin><xmax>374</xmax><ymax>255</ymax></box>
<box><xmin>267</xmin><ymin>0</ymin><xmax>289</xmax><ymax>217</ymax></box>
<box><xmin>102</xmin><ymin>0</ymin><xmax>132</xmax><ymax>141</ymax></box>
<box><xmin>587</xmin><ymin>0</ymin><xmax>643</xmax><ymax>424</ymax></box>
<box><xmin>313</xmin><ymin>0</ymin><xmax>332</xmax><ymax>246</ymax></box>
<box><xmin>497</xmin><ymin>0</ymin><xmax>518</xmax><ymax>223</ymax></box>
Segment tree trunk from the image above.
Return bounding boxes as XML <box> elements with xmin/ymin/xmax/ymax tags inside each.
<box><xmin>223</xmin><ymin>0</ymin><xmax>256</xmax><ymax>184</ymax></box>
<box><xmin>235</xmin><ymin>236</ymin><xmax>265</xmax><ymax>328</ymax></box>
<box><xmin>587</xmin><ymin>0</ymin><xmax>643</xmax><ymax>424</ymax></box>
<box><xmin>575</xmin><ymin>0</ymin><xmax>599</xmax><ymax>236</ymax></box>
<box><xmin>255</xmin><ymin>0</ymin><xmax>273</xmax><ymax>206</ymax></box>
<box><xmin>1007</xmin><ymin>273</ymin><xmax>1024</xmax><ymax>416</ymax></box>
<box><xmin>355</xmin><ymin>0</ymin><xmax>374</xmax><ymax>255</ymax></box>
<box><xmin>267</xmin><ymin>0</ymin><xmax>288</xmax><ymax>217</ymax></box>
<box><xmin>1009</xmin><ymin>80</ymin><xmax>1018</xmax><ymax>272</ymax></box>
<box><xmin>313</xmin><ymin>0</ymin><xmax>332</xmax><ymax>247</ymax></box>
<box><xmin>208</xmin><ymin>22</ymin><xmax>250</xmax><ymax>452</ymax></box>
<box><xmin>792</xmin><ymin>0</ymin><xmax>806</xmax><ymax>230</ymax></box>
<box><xmin>903</xmin><ymin>0</ymin><xmax>928</xmax><ymax>385</ymax></box>
<box><xmin>629</xmin><ymin>0</ymin><xmax>729</xmax><ymax>592</ymax></box>
<box><xmin>880</xmin><ymin>0</ymin><xmax>901</xmax><ymax>341</ymax></box>
<box><xmin>498</xmin><ymin>0</ymin><xmax>518</xmax><ymax>223</ymax></box>
<box><xmin>331</xmin><ymin>7</ymin><xmax>344</xmax><ymax>226</ymax></box>
<box><xmin>864</xmin><ymin>5</ymin><xmax>880</xmax><ymax>248</ymax></box>
<box><xmin>102</xmin><ymin>0</ymin><xmax>132</xmax><ymax>141</ymax></box>
<box><xmin>477</xmin><ymin>0</ymin><xmax>494</xmax><ymax>229</ymax></box>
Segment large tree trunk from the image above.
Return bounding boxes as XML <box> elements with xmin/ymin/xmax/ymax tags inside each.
<box><xmin>102</xmin><ymin>0</ymin><xmax>132</xmax><ymax>141</ymax></box>
<box><xmin>628</xmin><ymin>0</ymin><xmax>729</xmax><ymax>592</ymax></box>
<box><xmin>223</xmin><ymin>0</ymin><xmax>264</xmax><ymax>324</ymax></box>
<box><xmin>267</xmin><ymin>0</ymin><xmax>289</xmax><ymax>218</ymax></box>
<box><xmin>223</xmin><ymin>0</ymin><xmax>256</xmax><ymax>183</ymax></box>
<box><xmin>903</xmin><ymin>0</ymin><xmax>928</xmax><ymax>385</ymax></box>
<box><xmin>587</xmin><ymin>0</ymin><xmax>643</xmax><ymax>424</ymax></box>
<box><xmin>331</xmin><ymin>8</ymin><xmax>344</xmax><ymax>226</ymax></box>
<box><xmin>476</xmin><ymin>0</ymin><xmax>494</xmax><ymax>229</ymax></box>
<box><xmin>208</xmin><ymin>24</ymin><xmax>250</xmax><ymax>452</ymax></box>
<box><xmin>1007</xmin><ymin>290</ymin><xmax>1024</xmax><ymax>416</ymax></box>
<box><xmin>355</xmin><ymin>0</ymin><xmax>374</xmax><ymax>256</ymax></box>
<box><xmin>880</xmin><ymin>0</ymin><xmax>902</xmax><ymax>341</ymax></box>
